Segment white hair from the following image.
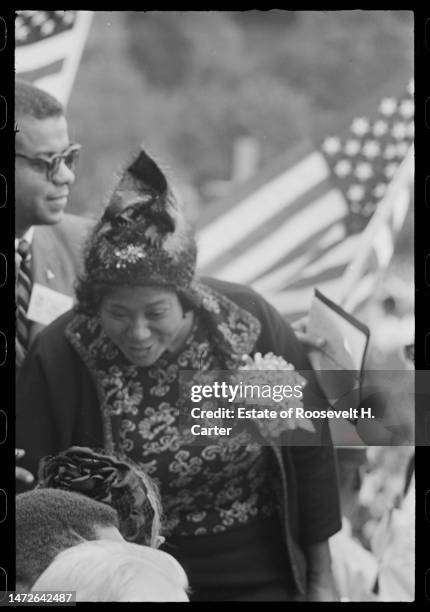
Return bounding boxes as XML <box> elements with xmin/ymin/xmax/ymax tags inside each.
<box><xmin>31</xmin><ymin>540</ymin><xmax>189</xmax><ymax>602</ymax></box>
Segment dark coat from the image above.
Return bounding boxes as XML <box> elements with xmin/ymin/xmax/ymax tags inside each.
<box><xmin>16</xmin><ymin>277</ymin><xmax>341</xmax><ymax>595</ymax></box>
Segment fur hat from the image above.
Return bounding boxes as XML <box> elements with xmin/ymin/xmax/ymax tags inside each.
<box><xmin>83</xmin><ymin>149</ymin><xmax>197</xmax><ymax>292</ymax></box>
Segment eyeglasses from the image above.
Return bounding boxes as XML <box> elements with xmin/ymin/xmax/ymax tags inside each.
<box><xmin>16</xmin><ymin>143</ymin><xmax>81</xmax><ymax>181</ymax></box>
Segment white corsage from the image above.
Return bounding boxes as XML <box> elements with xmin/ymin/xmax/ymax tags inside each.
<box><xmin>238</xmin><ymin>352</ymin><xmax>315</xmax><ymax>434</ymax></box>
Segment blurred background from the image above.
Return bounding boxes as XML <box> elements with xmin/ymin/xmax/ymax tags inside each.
<box><xmin>66</xmin><ymin>12</ymin><xmax>412</xmax><ymax>214</ymax></box>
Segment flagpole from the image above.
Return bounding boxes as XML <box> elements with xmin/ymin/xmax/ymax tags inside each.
<box><xmin>338</xmin><ymin>144</ymin><xmax>414</xmax><ymax>307</ymax></box>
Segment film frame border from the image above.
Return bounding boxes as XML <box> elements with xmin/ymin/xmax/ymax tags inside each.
<box><xmin>416</xmin><ymin>7</ymin><xmax>430</xmax><ymax>605</ymax></box>
<box><xmin>0</xmin><ymin>8</ymin><xmax>15</xmax><ymax>595</ymax></box>
<box><xmin>0</xmin><ymin>7</ymin><xmax>428</xmax><ymax>603</ymax></box>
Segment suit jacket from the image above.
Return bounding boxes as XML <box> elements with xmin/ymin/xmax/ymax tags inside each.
<box><xmin>27</xmin><ymin>213</ymin><xmax>94</xmax><ymax>346</ymax></box>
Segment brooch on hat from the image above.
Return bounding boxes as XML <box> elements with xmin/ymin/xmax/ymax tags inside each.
<box><xmin>113</xmin><ymin>245</ymin><xmax>146</xmax><ymax>268</ymax></box>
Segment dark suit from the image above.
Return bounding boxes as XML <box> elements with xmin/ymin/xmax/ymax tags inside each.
<box><xmin>26</xmin><ymin>213</ymin><xmax>94</xmax><ymax>346</ymax></box>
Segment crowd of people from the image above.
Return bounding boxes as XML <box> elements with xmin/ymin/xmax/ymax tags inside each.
<box><xmin>15</xmin><ymin>79</ymin><xmax>414</xmax><ymax>602</ymax></box>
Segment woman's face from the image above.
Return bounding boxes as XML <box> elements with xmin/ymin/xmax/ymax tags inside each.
<box><xmin>99</xmin><ymin>286</ymin><xmax>187</xmax><ymax>367</ymax></box>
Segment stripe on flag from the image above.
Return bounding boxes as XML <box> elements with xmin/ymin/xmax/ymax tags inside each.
<box><xmin>210</xmin><ymin>188</ymin><xmax>347</xmax><ymax>284</ymax></box>
<box><xmin>197</xmin><ymin>151</ymin><xmax>328</xmax><ymax>269</ymax></box>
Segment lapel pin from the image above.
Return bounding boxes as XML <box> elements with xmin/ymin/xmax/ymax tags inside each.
<box><xmin>46</xmin><ymin>269</ymin><xmax>55</xmax><ymax>280</ymax></box>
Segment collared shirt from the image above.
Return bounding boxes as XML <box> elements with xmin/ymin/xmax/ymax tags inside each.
<box><xmin>15</xmin><ymin>226</ymin><xmax>35</xmax><ymax>272</ymax></box>
<box><xmin>15</xmin><ymin>226</ymin><xmax>35</xmax><ymax>255</ymax></box>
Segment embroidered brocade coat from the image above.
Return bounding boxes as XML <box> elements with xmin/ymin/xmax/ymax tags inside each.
<box><xmin>17</xmin><ymin>278</ymin><xmax>341</xmax><ymax>596</ymax></box>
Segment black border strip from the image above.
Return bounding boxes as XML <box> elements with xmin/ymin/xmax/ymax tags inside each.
<box><xmin>415</xmin><ymin>7</ymin><xmax>430</xmax><ymax>606</ymax></box>
<box><xmin>2</xmin><ymin>7</ymin><xmax>429</xmax><ymax>605</ymax></box>
<box><xmin>0</xmin><ymin>8</ymin><xmax>15</xmax><ymax>594</ymax></box>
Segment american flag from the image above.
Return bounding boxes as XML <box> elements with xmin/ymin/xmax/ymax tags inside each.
<box><xmin>15</xmin><ymin>11</ymin><xmax>93</xmax><ymax>105</ymax></box>
<box><xmin>196</xmin><ymin>80</ymin><xmax>414</xmax><ymax>321</ymax></box>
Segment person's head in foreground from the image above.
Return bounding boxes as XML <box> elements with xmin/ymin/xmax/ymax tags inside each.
<box><xmin>75</xmin><ymin>148</ymin><xmax>201</xmax><ymax>369</ymax></box>
<box><xmin>38</xmin><ymin>446</ymin><xmax>163</xmax><ymax>547</ymax></box>
<box><xmin>16</xmin><ymin>488</ymin><xmax>121</xmax><ymax>591</ymax></box>
<box><xmin>31</xmin><ymin>539</ymin><xmax>189</xmax><ymax>602</ymax></box>
<box><xmin>15</xmin><ymin>79</ymin><xmax>80</xmax><ymax>236</ymax></box>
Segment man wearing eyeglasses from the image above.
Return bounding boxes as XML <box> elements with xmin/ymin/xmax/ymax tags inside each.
<box><xmin>15</xmin><ymin>79</ymin><xmax>93</xmax><ymax>372</ymax></box>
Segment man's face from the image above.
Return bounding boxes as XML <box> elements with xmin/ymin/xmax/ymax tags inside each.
<box><xmin>15</xmin><ymin>114</ymin><xmax>75</xmax><ymax>234</ymax></box>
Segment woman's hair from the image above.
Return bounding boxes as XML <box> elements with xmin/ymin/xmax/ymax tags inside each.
<box><xmin>32</xmin><ymin>540</ymin><xmax>189</xmax><ymax>602</ymax></box>
<box><xmin>74</xmin><ymin>279</ymin><xmax>195</xmax><ymax>317</ymax></box>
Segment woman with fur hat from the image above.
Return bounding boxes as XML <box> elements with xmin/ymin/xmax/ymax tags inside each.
<box><xmin>17</xmin><ymin>149</ymin><xmax>341</xmax><ymax>601</ymax></box>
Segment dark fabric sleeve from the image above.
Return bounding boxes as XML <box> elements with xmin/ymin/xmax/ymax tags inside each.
<box><xmin>16</xmin><ymin>335</ymin><xmax>63</xmax><ymax>480</ymax></box>
<box><xmin>284</xmin><ymin>444</ymin><xmax>341</xmax><ymax>545</ymax></box>
<box><xmin>250</xmin><ymin>291</ymin><xmax>342</xmax><ymax>544</ymax></box>
<box><xmin>16</xmin><ymin>317</ymin><xmax>103</xmax><ymax>483</ymax></box>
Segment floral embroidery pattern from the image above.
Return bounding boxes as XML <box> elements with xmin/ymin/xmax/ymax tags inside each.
<box><xmin>148</xmin><ymin>363</ymin><xmax>179</xmax><ymax>397</ymax></box>
<box><xmin>98</xmin><ymin>366</ymin><xmax>143</xmax><ymax>417</ymax></box>
<box><xmin>65</xmin><ymin>283</ymin><xmax>276</xmax><ymax>537</ymax></box>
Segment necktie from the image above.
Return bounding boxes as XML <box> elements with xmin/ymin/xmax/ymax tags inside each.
<box><xmin>16</xmin><ymin>239</ymin><xmax>32</xmax><ymax>367</ymax></box>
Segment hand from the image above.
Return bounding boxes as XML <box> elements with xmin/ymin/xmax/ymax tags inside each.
<box><xmin>16</xmin><ymin>449</ymin><xmax>34</xmax><ymax>485</ymax></box>
<box><xmin>292</xmin><ymin>317</ymin><xmax>326</xmax><ymax>351</ymax></box>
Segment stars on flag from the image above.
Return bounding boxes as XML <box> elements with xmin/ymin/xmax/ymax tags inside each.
<box><xmin>384</xmin><ymin>163</ymin><xmax>398</xmax><ymax>179</ymax></box>
<box><xmin>392</xmin><ymin>123</ymin><xmax>408</xmax><ymax>140</ymax></box>
<box><xmin>345</xmin><ymin>139</ymin><xmax>361</xmax><ymax>156</ymax></box>
<box><xmin>322</xmin><ymin>137</ymin><xmax>341</xmax><ymax>155</ymax></box>
<box><xmin>318</xmin><ymin>79</ymin><xmax>413</xmax><ymax>236</ymax></box>
<box><xmin>379</xmin><ymin>98</ymin><xmax>397</xmax><ymax>116</ymax></box>
<box><xmin>334</xmin><ymin>160</ymin><xmax>352</xmax><ymax>177</ymax></box>
<box><xmin>347</xmin><ymin>184</ymin><xmax>365</xmax><ymax>202</ymax></box>
<box><xmin>362</xmin><ymin>140</ymin><xmax>380</xmax><ymax>159</ymax></box>
<box><xmin>399</xmin><ymin>99</ymin><xmax>414</xmax><ymax>118</ymax></box>
<box><xmin>15</xmin><ymin>10</ymin><xmax>77</xmax><ymax>45</ymax></box>
<box><xmin>351</xmin><ymin>117</ymin><xmax>370</xmax><ymax>136</ymax></box>
<box><xmin>373</xmin><ymin>183</ymin><xmax>387</xmax><ymax>199</ymax></box>
<box><xmin>30</xmin><ymin>12</ymin><xmax>47</xmax><ymax>27</ymax></box>
<box><xmin>355</xmin><ymin>162</ymin><xmax>373</xmax><ymax>181</ymax></box>
<box><xmin>373</xmin><ymin>120</ymin><xmax>388</xmax><ymax>137</ymax></box>
<box><xmin>15</xmin><ymin>23</ymin><xmax>30</xmax><ymax>42</ymax></box>
<box><xmin>40</xmin><ymin>20</ymin><xmax>56</xmax><ymax>36</ymax></box>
